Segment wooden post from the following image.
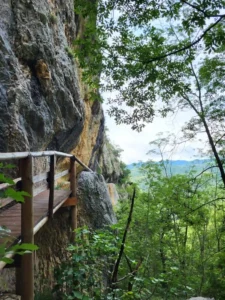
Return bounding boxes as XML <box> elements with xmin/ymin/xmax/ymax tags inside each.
<box><xmin>20</xmin><ymin>156</ymin><xmax>34</xmax><ymax>300</ymax></box>
<box><xmin>70</xmin><ymin>157</ymin><xmax>77</xmax><ymax>242</ymax></box>
<box><xmin>16</xmin><ymin>264</ymin><xmax>22</xmax><ymax>296</ymax></box>
<box><xmin>48</xmin><ymin>155</ymin><xmax>55</xmax><ymax>218</ymax></box>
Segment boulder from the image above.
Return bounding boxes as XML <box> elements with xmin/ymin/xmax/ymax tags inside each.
<box><xmin>77</xmin><ymin>171</ymin><xmax>117</xmax><ymax>229</ymax></box>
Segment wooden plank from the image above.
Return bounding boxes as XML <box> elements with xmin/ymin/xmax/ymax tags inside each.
<box><xmin>55</xmin><ymin>169</ymin><xmax>69</xmax><ymax>180</ymax></box>
<box><xmin>0</xmin><ymin>189</ymin><xmax>70</xmax><ymax>270</ymax></box>
<box><xmin>20</xmin><ymin>156</ymin><xmax>34</xmax><ymax>300</ymax></box>
<box><xmin>0</xmin><ymin>152</ymin><xmax>92</xmax><ymax>174</ymax></box>
<box><xmin>0</xmin><ymin>178</ymin><xmax>21</xmax><ymax>191</ymax></box>
<box><xmin>0</xmin><ymin>190</ymin><xmax>70</xmax><ymax>231</ymax></box>
<box><xmin>33</xmin><ymin>172</ymin><xmax>48</xmax><ymax>184</ymax></box>
<box><xmin>0</xmin><ymin>198</ymin><xmax>15</xmax><ymax>209</ymax></box>
<box><xmin>62</xmin><ymin>197</ymin><xmax>78</xmax><ymax>207</ymax></box>
<box><xmin>48</xmin><ymin>155</ymin><xmax>55</xmax><ymax>218</ymax></box>
<box><xmin>33</xmin><ymin>183</ymin><xmax>48</xmax><ymax>197</ymax></box>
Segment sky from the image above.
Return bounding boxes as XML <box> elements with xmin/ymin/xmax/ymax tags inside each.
<box><xmin>102</xmin><ymin>99</ymin><xmax>208</xmax><ymax>164</ymax></box>
<box><xmin>100</xmin><ymin>8</ymin><xmax>211</xmax><ymax>165</ymax></box>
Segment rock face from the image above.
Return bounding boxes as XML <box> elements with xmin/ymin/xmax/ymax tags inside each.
<box><xmin>0</xmin><ymin>0</ymin><xmax>84</xmax><ymax>152</ymax></box>
<box><xmin>93</xmin><ymin>135</ymin><xmax>124</xmax><ymax>183</ymax></box>
<box><xmin>68</xmin><ymin>99</ymin><xmax>105</xmax><ymax>174</ymax></box>
<box><xmin>77</xmin><ymin>171</ymin><xmax>117</xmax><ymax>229</ymax></box>
<box><xmin>107</xmin><ymin>183</ymin><xmax>119</xmax><ymax>206</ymax></box>
<box><xmin>0</xmin><ymin>0</ymin><xmax>122</xmax><ymax>180</ymax></box>
<box><xmin>0</xmin><ymin>295</ymin><xmax>20</xmax><ymax>300</ymax></box>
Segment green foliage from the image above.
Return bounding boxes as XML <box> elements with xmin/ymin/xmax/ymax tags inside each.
<box><xmin>129</xmin><ymin>159</ymin><xmax>217</xmax><ymax>190</ymax></box>
<box><xmin>54</xmin><ymin>226</ymin><xmax>120</xmax><ymax>299</ymax></box>
<box><xmin>65</xmin><ymin>46</ymin><xmax>74</xmax><ymax>59</ymax></box>
<box><xmin>54</xmin><ymin>154</ymin><xmax>225</xmax><ymax>299</ymax></box>
<box><xmin>0</xmin><ymin>164</ymin><xmax>38</xmax><ymax>264</ymax></box>
<box><xmin>34</xmin><ymin>288</ymin><xmax>53</xmax><ymax>300</ymax></box>
<box><xmin>49</xmin><ymin>13</ymin><xmax>57</xmax><ymax>25</ymax></box>
<box><xmin>118</xmin><ymin>162</ymin><xmax>131</xmax><ymax>184</ymax></box>
<box><xmin>73</xmin><ymin>0</ymin><xmax>107</xmax><ymax>97</ymax></box>
<box><xmin>117</xmin><ymin>161</ymin><xmax>225</xmax><ymax>299</ymax></box>
<box><xmin>73</xmin><ymin>0</ymin><xmax>225</xmax><ymax>135</ymax></box>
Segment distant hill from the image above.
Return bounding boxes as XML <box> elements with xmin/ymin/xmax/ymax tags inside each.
<box><xmin>127</xmin><ymin>159</ymin><xmax>215</xmax><ymax>189</ymax></box>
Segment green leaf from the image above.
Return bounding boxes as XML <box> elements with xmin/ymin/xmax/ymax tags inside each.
<box><xmin>0</xmin><ymin>174</ymin><xmax>14</xmax><ymax>185</ymax></box>
<box><xmin>13</xmin><ymin>244</ymin><xmax>39</xmax><ymax>251</ymax></box>
<box><xmin>4</xmin><ymin>164</ymin><xmax>16</xmax><ymax>169</ymax></box>
<box><xmin>73</xmin><ymin>291</ymin><xmax>83</xmax><ymax>299</ymax></box>
<box><xmin>0</xmin><ymin>163</ymin><xmax>15</xmax><ymax>169</ymax></box>
<box><xmin>1</xmin><ymin>257</ymin><xmax>14</xmax><ymax>264</ymax></box>
<box><xmin>0</xmin><ymin>245</ymin><xmax>6</xmax><ymax>255</ymax></box>
<box><xmin>5</xmin><ymin>188</ymin><xmax>30</xmax><ymax>202</ymax></box>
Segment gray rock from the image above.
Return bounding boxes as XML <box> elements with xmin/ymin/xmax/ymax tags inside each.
<box><xmin>90</xmin><ymin>134</ymin><xmax>124</xmax><ymax>183</ymax></box>
<box><xmin>77</xmin><ymin>171</ymin><xmax>117</xmax><ymax>229</ymax></box>
<box><xmin>0</xmin><ymin>0</ymin><xmax>84</xmax><ymax>152</ymax></box>
<box><xmin>0</xmin><ymin>295</ymin><xmax>20</xmax><ymax>300</ymax></box>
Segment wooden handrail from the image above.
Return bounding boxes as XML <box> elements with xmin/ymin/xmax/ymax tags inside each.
<box><xmin>0</xmin><ymin>151</ymin><xmax>92</xmax><ymax>171</ymax></box>
<box><xmin>55</xmin><ymin>169</ymin><xmax>69</xmax><ymax>180</ymax></box>
<box><xmin>48</xmin><ymin>155</ymin><xmax>55</xmax><ymax>218</ymax></box>
<box><xmin>73</xmin><ymin>156</ymin><xmax>92</xmax><ymax>172</ymax></box>
<box><xmin>0</xmin><ymin>151</ymin><xmax>73</xmax><ymax>160</ymax></box>
<box><xmin>0</xmin><ymin>149</ymin><xmax>93</xmax><ymax>291</ymax></box>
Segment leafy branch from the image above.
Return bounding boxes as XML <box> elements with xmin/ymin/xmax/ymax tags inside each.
<box><xmin>143</xmin><ymin>16</ymin><xmax>225</xmax><ymax>64</ymax></box>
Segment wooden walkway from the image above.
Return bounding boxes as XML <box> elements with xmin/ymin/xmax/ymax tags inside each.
<box><xmin>0</xmin><ymin>151</ymin><xmax>92</xmax><ymax>300</ymax></box>
<box><xmin>0</xmin><ymin>189</ymin><xmax>70</xmax><ymax>244</ymax></box>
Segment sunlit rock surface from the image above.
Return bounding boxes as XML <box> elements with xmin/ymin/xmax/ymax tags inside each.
<box><xmin>107</xmin><ymin>183</ymin><xmax>119</xmax><ymax>206</ymax></box>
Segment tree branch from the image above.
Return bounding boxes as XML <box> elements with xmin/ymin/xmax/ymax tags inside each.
<box><xmin>215</xmin><ymin>133</ymin><xmax>225</xmax><ymax>146</ymax></box>
<box><xmin>186</xmin><ymin>197</ymin><xmax>225</xmax><ymax>215</ymax></box>
<box><xmin>181</xmin><ymin>0</ymin><xmax>222</xmax><ymax>17</ymax></box>
<box><xmin>190</xmin><ymin>165</ymin><xmax>218</xmax><ymax>180</ymax></box>
<box><xmin>143</xmin><ymin>16</ymin><xmax>224</xmax><ymax>63</ymax></box>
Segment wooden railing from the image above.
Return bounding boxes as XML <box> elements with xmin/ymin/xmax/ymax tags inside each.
<box><xmin>0</xmin><ymin>151</ymin><xmax>92</xmax><ymax>300</ymax></box>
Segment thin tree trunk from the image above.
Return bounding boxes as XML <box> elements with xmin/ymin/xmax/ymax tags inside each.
<box><xmin>189</xmin><ymin>62</ymin><xmax>225</xmax><ymax>187</ymax></box>
<box><xmin>201</xmin><ymin>117</ymin><xmax>225</xmax><ymax>186</ymax></box>
<box><xmin>111</xmin><ymin>188</ymin><xmax>136</xmax><ymax>288</ymax></box>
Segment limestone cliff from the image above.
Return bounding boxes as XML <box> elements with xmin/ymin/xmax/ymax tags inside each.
<box><xmin>0</xmin><ymin>0</ymin><xmax>84</xmax><ymax>153</ymax></box>
<box><xmin>0</xmin><ymin>0</ymin><xmax>123</xmax><ymax>180</ymax></box>
<box><xmin>0</xmin><ymin>0</ymin><xmax>123</xmax><ymax>295</ymax></box>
